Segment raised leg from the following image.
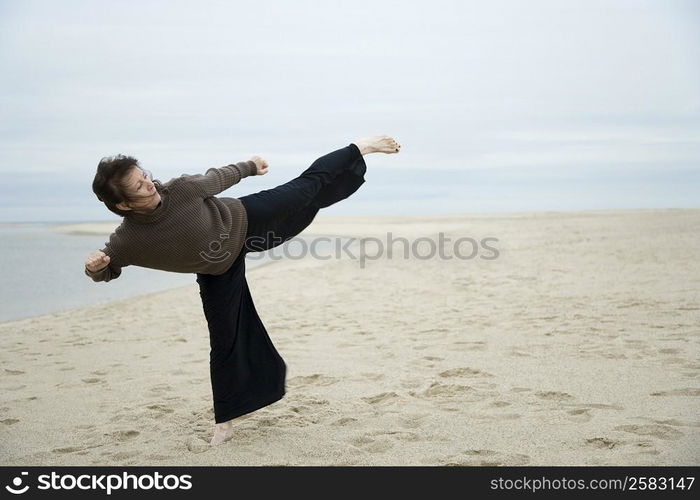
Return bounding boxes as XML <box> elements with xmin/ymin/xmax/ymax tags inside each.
<box><xmin>239</xmin><ymin>143</ymin><xmax>366</xmax><ymax>253</ymax></box>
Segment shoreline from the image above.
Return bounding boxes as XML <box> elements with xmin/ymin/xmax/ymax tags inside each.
<box><xmin>0</xmin><ymin>207</ymin><xmax>690</xmax><ymax>235</ymax></box>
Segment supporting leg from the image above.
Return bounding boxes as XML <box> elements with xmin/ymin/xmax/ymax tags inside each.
<box><xmin>196</xmin><ymin>252</ymin><xmax>287</xmax><ymax>445</ymax></box>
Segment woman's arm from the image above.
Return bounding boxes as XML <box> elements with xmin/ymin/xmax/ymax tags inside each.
<box><xmin>184</xmin><ymin>156</ymin><xmax>268</xmax><ymax>198</ymax></box>
<box><xmin>193</xmin><ymin>161</ymin><xmax>257</xmax><ymax>197</ymax></box>
<box><xmin>84</xmin><ymin>236</ymin><xmax>129</xmax><ymax>283</ymax></box>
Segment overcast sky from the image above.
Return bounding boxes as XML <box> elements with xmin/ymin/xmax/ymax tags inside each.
<box><xmin>0</xmin><ymin>0</ymin><xmax>698</xmax><ymax>220</ymax></box>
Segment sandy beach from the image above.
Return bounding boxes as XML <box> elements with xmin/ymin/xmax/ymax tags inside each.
<box><xmin>1</xmin><ymin>209</ymin><xmax>698</xmax><ymax>466</ymax></box>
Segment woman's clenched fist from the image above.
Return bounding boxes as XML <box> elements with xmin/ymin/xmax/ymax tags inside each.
<box><xmin>85</xmin><ymin>250</ymin><xmax>110</xmax><ymax>272</ymax></box>
<box><xmin>250</xmin><ymin>155</ymin><xmax>269</xmax><ymax>175</ymax></box>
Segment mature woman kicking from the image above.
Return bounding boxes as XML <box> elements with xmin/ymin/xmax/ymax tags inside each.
<box><xmin>84</xmin><ymin>135</ymin><xmax>401</xmax><ymax>445</ymax></box>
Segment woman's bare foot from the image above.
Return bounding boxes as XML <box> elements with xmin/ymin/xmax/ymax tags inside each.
<box><xmin>353</xmin><ymin>135</ymin><xmax>401</xmax><ymax>155</ymax></box>
<box><xmin>210</xmin><ymin>420</ymin><xmax>235</xmax><ymax>446</ymax></box>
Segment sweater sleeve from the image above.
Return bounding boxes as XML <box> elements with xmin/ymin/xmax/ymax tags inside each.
<box><xmin>184</xmin><ymin>161</ymin><xmax>257</xmax><ymax>198</ymax></box>
<box><xmin>84</xmin><ymin>233</ymin><xmax>130</xmax><ymax>283</ymax></box>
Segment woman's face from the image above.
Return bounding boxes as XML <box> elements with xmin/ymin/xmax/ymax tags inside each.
<box><xmin>116</xmin><ymin>166</ymin><xmax>161</xmax><ymax>212</ymax></box>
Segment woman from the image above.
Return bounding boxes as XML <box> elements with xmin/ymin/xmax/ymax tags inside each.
<box><xmin>84</xmin><ymin>135</ymin><xmax>401</xmax><ymax>445</ymax></box>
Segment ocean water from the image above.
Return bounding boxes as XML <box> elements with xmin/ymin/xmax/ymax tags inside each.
<box><xmin>2</xmin><ymin>162</ymin><xmax>699</xmax><ymax>223</ymax></box>
<box><xmin>0</xmin><ymin>223</ymin><xmax>339</xmax><ymax>323</ymax></box>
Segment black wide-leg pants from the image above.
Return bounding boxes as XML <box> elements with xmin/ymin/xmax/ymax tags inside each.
<box><xmin>196</xmin><ymin>143</ymin><xmax>366</xmax><ymax>423</ymax></box>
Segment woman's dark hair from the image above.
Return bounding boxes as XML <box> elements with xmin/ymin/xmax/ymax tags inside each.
<box><xmin>91</xmin><ymin>154</ymin><xmax>158</xmax><ymax>217</ymax></box>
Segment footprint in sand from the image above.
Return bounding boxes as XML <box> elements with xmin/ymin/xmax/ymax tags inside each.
<box><xmin>101</xmin><ymin>450</ymin><xmax>142</xmax><ymax>461</ymax></box>
<box><xmin>563</xmin><ymin>403</ymin><xmax>623</xmax><ymax>422</ymax></box>
<box><xmin>585</xmin><ymin>437</ymin><xmax>624</xmax><ymax>449</ymax></box>
<box><xmin>566</xmin><ymin>408</ymin><xmax>593</xmax><ymax>423</ymax></box>
<box><xmin>650</xmin><ymin>388</ymin><xmax>700</xmax><ymax>397</ymax></box>
<box><xmin>108</xmin><ymin>430</ymin><xmax>141</xmax><ymax>442</ymax></box>
<box><xmin>439</xmin><ymin>367</ymin><xmax>494</xmax><ymax>378</ymax></box>
<box><xmin>81</xmin><ymin>378</ymin><xmax>105</xmax><ymax>385</ymax></box>
<box><xmin>145</xmin><ymin>453</ymin><xmax>177</xmax><ymax>461</ymax></box>
<box><xmin>362</xmin><ymin>392</ymin><xmax>401</xmax><ymax>406</ymax></box>
<box><xmin>331</xmin><ymin>417</ymin><xmax>358</xmax><ymax>426</ymax></box>
<box><xmin>587</xmin><ymin>437</ymin><xmax>660</xmax><ymax>456</ymax></box>
<box><xmin>53</xmin><ymin>446</ymin><xmax>84</xmax><ymax>454</ymax></box>
<box><xmin>412</xmin><ymin>345</ymin><xmax>432</xmax><ymax>351</ymax></box>
<box><xmin>453</xmin><ymin>341</ymin><xmax>487</xmax><ymax>351</ymax></box>
<box><xmin>283</xmin><ymin>399</ymin><xmax>330</xmax><ymax>427</ymax></box>
<box><xmin>420</xmin><ymin>327</ymin><xmax>452</xmax><ymax>334</ymax></box>
<box><xmin>350</xmin><ymin>434</ymin><xmax>395</xmax><ymax>453</ymax></box>
<box><xmin>571</xmin><ymin>403</ymin><xmax>624</xmax><ymax>410</ymax></box>
<box><xmin>509</xmin><ymin>349</ymin><xmax>533</xmax><ymax>358</ymax></box>
<box><xmin>145</xmin><ymin>404</ymin><xmax>175</xmax><ymax>419</ymax></box>
<box><xmin>410</xmin><ymin>382</ymin><xmax>484</xmax><ymax>402</ymax></box>
<box><xmin>490</xmin><ymin>401</ymin><xmax>511</xmax><ymax>408</ymax></box>
<box><xmin>147</xmin><ymin>384</ymin><xmax>174</xmax><ymax>395</ymax></box>
<box><xmin>286</xmin><ymin>394</ymin><xmax>331</xmax><ymax>409</ymax></box>
<box><xmin>400</xmin><ymin>379</ymin><xmax>422</xmax><ymax>390</ymax></box>
<box><xmin>651</xmin><ymin>418</ymin><xmax>700</xmax><ymax>428</ymax></box>
<box><xmin>350</xmin><ymin>430</ymin><xmax>420</xmax><ymax>454</ymax></box>
<box><xmin>381</xmin><ymin>430</ymin><xmax>421</xmax><ymax>442</ymax></box>
<box><xmin>287</xmin><ymin>374</ymin><xmax>339</xmax><ymax>387</ymax></box>
<box><xmin>469</xmin><ymin>411</ymin><xmax>522</xmax><ymax>421</ymax></box>
<box><xmin>629</xmin><ymin>442</ymin><xmax>661</xmax><ymax>456</ymax></box>
<box><xmin>614</xmin><ymin>424</ymin><xmax>683</xmax><ymax>440</ymax></box>
<box><xmin>185</xmin><ymin>436</ymin><xmax>210</xmax><ymax>454</ymax></box>
<box><xmin>535</xmin><ymin>391</ymin><xmax>574</xmax><ymax>401</ymax></box>
<box><xmin>239</xmin><ymin>394</ymin><xmax>331</xmax><ymax>430</ymax></box>
<box><xmin>68</xmin><ymin>341</ymin><xmax>92</xmax><ymax>347</ymax></box>
<box><xmin>251</xmin><ymin>407</ymin><xmax>324</xmax><ymax>429</ymax></box>
<box><xmin>439</xmin><ymin>449</ymin><xmax>531</xmax><ymax>466</ymax></box>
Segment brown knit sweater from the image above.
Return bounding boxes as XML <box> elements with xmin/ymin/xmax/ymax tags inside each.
<box><xmin>85</xmin><ymin>160</ymin><xmax>257</xmax><ymax>282</ymax></box>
